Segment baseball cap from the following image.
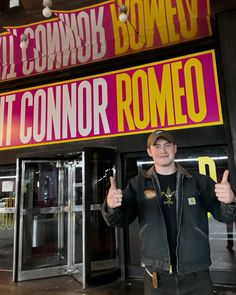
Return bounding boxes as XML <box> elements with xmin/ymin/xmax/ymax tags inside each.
<box><xmin>147</xmin><ymin>130</ymin><xmax>175</xmax><ymax>147</ymax></box>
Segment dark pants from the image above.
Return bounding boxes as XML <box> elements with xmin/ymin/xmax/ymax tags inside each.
<box><xmin>226</xmin><ymin>222</ymin><xmax>235</xmax><ymax>250</ymax></box>
<box><xmin>144</xmin><ymin>268</ymin><xmax>213</xmax><ymax>295</ymax></box>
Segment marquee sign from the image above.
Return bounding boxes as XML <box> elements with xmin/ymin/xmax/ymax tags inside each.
<box><xmin>0</xmin><ymin>0</ymin><xmax>211</xmax><ymax>82</ymax></box>
<box><xmin>0</xmin><ymin>50</ymin><xmax>222</xmax><ymax>150</ymax></box>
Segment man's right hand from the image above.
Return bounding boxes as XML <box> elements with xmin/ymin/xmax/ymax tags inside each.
<box><xmin>107</xmin><ymin>176</ymin><xmax>123</xmax><ymax>209</ymax></box>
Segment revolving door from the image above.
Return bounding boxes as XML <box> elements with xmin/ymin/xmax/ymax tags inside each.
<box><xmin>14</xmin><ymin>148</ymin><xmax>120</xmax><ymax>287</ymax></box>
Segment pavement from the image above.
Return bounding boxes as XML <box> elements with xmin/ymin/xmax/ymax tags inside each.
<box><xmin>0</xmin><ymin>271</ymin><xmax>236</xmax><ymax>295</ymax></box>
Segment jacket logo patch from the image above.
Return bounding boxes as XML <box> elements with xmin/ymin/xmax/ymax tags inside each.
<box><xmin>144</xmin><ymin>189</ymin><xmax>156</xmax><ymax>199</ymax></box>
<box><xmin>188</xmin><ymin>197</ymin><xmax>196</xmax><ymax>205</ymax></box>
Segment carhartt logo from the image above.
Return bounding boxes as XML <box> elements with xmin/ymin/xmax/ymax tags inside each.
<box><xmin>144</xmin><ymin>189</ymin><xmax>156</xmax><ymax>199</ymax></box>
<box><xmin>188</xmin><ymin>197</ymin><xmax>196</xmax><ymax>205</ymax></box>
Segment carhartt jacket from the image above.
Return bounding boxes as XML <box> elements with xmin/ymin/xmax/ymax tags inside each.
<box><xmin>102</xmin><ymin>164</ymin><xmax>236</xmax><ymax>274</ymax></box>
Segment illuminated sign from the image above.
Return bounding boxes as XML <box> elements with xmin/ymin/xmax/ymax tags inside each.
<box><xmin>0</xmin><ymin>0</ymin><xmax>211</xmax><ymax>82</ymax></box>
<box><xmin>0</xmin><ymin>50</ymin><xmax>222</xmax><ymax>150</ymax></box>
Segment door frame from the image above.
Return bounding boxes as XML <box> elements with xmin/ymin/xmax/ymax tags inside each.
<box><xmin>13</xmin><ymin>148</ymin><xmax>121</xmax><ymax>287</ymax></box>
<box><xmin>13</xmin><ymin>158</ymin><xmax>85</xmax><ymax>284</ymax></box>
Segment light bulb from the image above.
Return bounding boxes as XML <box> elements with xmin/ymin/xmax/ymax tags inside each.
<box><xmin>42</xmin><ymin>6</ymin><xmax>52</xmax><ymax>18</ymax></box>
<box><xmin>120</xmin><ymin>4</ymin><xmax>127</xmax><ymax>14</ymax></box>
<box><xmin>20</xmin><ymin>40</ymin><xmax>28</xmax><ymax>49</ymax></box>
<box><xmin>119</xmin><ymin>12</ymin><xmax>128</xmax><ymax>23</ymax></box>
<box><xmin>20</xmin><ymin>33</ymin><xmax>28</xmax><ymax>49</ymax></box>
<box><xmin>43</xmin><ymin>0</ymin><xmax>52</xmax><ymax>7</ymax></box>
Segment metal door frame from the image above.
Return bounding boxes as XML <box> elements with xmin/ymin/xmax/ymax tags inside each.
<box><xmin>13</xmin><ymin>149</ymin><xmax>121</xmax><ymax>288</ymax></box>
<box><xmin>13</xmin><ymin>157</ymin><xmax>85</xmax><ymax>285</ymax></box>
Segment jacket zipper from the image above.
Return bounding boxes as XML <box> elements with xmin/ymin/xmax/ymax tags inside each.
<box><xmin>152</xmin><ymin>173</ymin><xmax>172</xmax><ymax>273</ymax></box>
<box><xmin>175</xmin><ymin>173</ymin><xmax>183</xmax><ymax>274</ymax></box>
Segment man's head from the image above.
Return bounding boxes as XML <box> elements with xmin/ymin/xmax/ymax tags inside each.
<box><xmin>147</xmin><ymin>130</ymin><xmax>177</xmax><ymax>172</ymax></box>
<box><xmin>147</xmin><ymin>130</ymin><xmax>175</xmax><ymax>148</ymax></box>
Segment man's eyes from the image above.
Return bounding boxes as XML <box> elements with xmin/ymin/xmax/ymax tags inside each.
<box><xmin>154</xmin><ymin>144</ymin><xmax>171</xmax><ymax>149</ymax></box>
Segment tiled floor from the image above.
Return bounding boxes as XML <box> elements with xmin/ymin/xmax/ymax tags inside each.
<box><xmin>1</xmin><ymin>271</ymin><xmax>236</xmax><ymax>295</ymax></box>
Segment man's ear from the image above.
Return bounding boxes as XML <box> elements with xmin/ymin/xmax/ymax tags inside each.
<box><xmin>147</xmin><ymin>147</ymin><xmax>152</xmax><ymax>157</ymax></box>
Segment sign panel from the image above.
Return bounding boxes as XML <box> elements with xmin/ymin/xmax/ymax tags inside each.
<box><xmin>0</xmin><ymin>50</ymin><xmax>222</xmax><ymax>150</ymax></box>
<box><xmin>0</xmin><ymin>0</ymin><xmax>211</xmax><ymax>82</ymax></box>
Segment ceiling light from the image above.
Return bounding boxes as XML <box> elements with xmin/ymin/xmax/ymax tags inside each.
<box><xmin>20</xmin><ymin>33</ymin><xmax>28</xmax><ymax>49</ymax></box>
<box><xmin>10</xmin><ymin>0</ymin><xmax>20</xmax><ymax>8</ymax></box>
<box><xmin>42</xmin><ymin>0</ymin><xmax>52</xmax><ymax>18</ymax></box>
<box><xmin>119</xmin><ymin>4</ymin><xmax>128</xmax><ymax>23</ymax></box>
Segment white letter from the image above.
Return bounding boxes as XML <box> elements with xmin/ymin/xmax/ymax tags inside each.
<box><xmin>62</xmin><ymin>83</ymin><xmax>77</xmax><ymax>139</ymax></box>
<box><xmin>20</xmin><ymin>92</ymin><xmax>33</xmax><ymax>144</ymax></box>
<box><xmin>22</xmin><ymin>28</ymin><xmax>35</xmax><ymax>75</ymax></box>
<box><xmin>5</xmin><ymin>95</ymin><xmax>15</xmax><ymax>146</ymax></box>
<box><xmin>90</xmin><ymin>7</ymin><xmax>106</xmax><ymax>60</ymax></box>
<box><xmin>34</xmin><ymin>25</ymin><xmax>47</xmax><ymax>72</ymax></box>
<box><xmin>77</xmin><ymin>12</ymin><xmax>91</xmax><ymax>63</ymax></box>
<box><xmin>93</xmin><ymin>78</ymin><xmax>110</xmax><ymax>134</ymax></box>
<box><xmin>78</xmin><ymin>81</ymin><xmax>92</xmax><ymax>136</ymax></box>
<box><xmin>47</xmin><ymin>86</ymin><xmax>61</xmax><ymax>140</ymax></box>
<box><xmin>33</xmin><ymin>89</ymin><xmax>46</xmax><ymax>142</ymax></box>
<box><xmin>0</xmin><ymin>97</ymin><xmax>5</xmax><ymax>146</ymax></box>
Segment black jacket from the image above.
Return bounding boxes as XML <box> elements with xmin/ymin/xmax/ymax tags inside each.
<box><xmin>102</xmin><ymin>164</ymin><xmax>236</xmax><ymax>274</ymax></box>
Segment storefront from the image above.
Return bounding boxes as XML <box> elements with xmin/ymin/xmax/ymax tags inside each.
<box><xmin>0</xmin><ymin>0</ymin><xmax>236</xmax><ymax>288</ymax></box>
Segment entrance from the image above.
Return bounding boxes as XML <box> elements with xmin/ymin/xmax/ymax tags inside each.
<box><xmin>14</xmin><ymin>148</ymin><xmax>120</xmax><ymax>287</ymax></box>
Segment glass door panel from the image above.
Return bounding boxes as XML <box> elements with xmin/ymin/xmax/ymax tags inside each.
<box><xmin>15</xmin><ymin>158</ymin><xmax>85</xmax><ymax>282</ymax></box>
<box><xmin>14</xmin><ymin>149</ymin><xmax>119</xmax><ymax>287</ymax></box>
<box><xmin>0</xmin><ymin>175</ymin><xmax>16</xmax><ymax>270</ymax></box>
<box><xmin>16</xmin><ymin>160</ymin><xmax>67</xmax><ymax>281</ymax></box>
<box><xmin>84</xmin><ymin>148</ymin><xmax>120</xmax><ymax>285</ymax></box>
<box><xmin>63</xmin><ymin>160</ymin><xmax>83</xmax><ymax>284</ymax></box>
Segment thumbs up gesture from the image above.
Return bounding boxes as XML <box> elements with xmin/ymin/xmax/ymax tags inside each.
<box><xmin>215</xmin><ymin>170</ymin><xmax>235</xmax><ymax>204</ymax></box>
<box><xmin>107</xmin><ymin>176</ymin><xmax>123</xmax><ymax>209</ymax></box>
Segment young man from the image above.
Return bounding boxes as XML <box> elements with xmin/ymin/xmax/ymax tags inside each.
<box><xmin>102</xmin><ymin>130</ymin><xmax>236</xmax><ymax>295</ymax></box>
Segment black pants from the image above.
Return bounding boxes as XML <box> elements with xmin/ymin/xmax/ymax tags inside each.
<box><xmin>144</xmin><ymin>268</ymin><xmax>213</xmax><ymax>295</ymax></box>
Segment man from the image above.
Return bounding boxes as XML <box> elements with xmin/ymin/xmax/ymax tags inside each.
<box><xmin>102</xmin><ymin>130</ymin><xmax>236</xmax><ymax>295</ymax></box>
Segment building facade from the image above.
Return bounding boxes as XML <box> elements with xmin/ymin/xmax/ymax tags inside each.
<box><xmin>0</xmin><ymin>0</ymin><xmax>236</xmax><ymax>288</ymax></box>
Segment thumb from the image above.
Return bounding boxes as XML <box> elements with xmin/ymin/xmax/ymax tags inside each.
<box><xmin>109</xmin><ymin>176</ymin><xmax>117</xmax><ymax>189</ymax></box>
<box><xmin>221</xmin><ymin>170</ymin><xmax>229</xmax><ymax>184</ymax></box>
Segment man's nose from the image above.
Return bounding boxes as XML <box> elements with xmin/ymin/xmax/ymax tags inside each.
<box><xmin>160</xmin><ymin>146</ymin><xmax>167</xmax><ymax>152</ymax></box>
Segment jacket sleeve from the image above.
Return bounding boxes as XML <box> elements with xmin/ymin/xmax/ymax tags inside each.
<box><xmin>198</xmin><ymin>174</ymin><xmax>236</xmax><ymax>223</ymax></box>
<box><xmin>101</xmin><ymin>176</ymin><xmax>138</xmax><ymax>227</ymax></box>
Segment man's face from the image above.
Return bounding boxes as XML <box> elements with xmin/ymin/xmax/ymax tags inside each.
<box><xmin>147</xmin><ymin>139</ymin><xmax>177</xmax><ymax>167</ymax></box>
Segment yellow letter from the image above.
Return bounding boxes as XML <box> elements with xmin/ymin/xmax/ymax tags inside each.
<box><xmin>132</xmin><ymin>70</ymin><xmax>149</xmax><ymax>129</ymax></box>
<box><xmin>144</xmin><ymin>0</ymin><xmax>169</xmax><ymax>47</ymax></box>
<box><xmin>129</xmin><ymin>0</ymin><xmax>145</xmax><ymax>51</ymax></box>
<box><xmin>110</xmin><ymin>3</ymin><xmax>129</xmax><ymax>55</ymax></box>
<box><xmin>198</xmin><ymin>156</ymin><xmax>217</xmax><ymax>182</ymax></box>
<box><xmin>165</xmin><ymin>0</ymin><xmax>180</xmax><ymax>42</ymax></box>
<box><xmin>116</xmin><ymin>73</ymin><xmax>135</xmax><ymax>132</ymax></box>
<box><xmin>176</xmin><ymin>0</ymin><xmax>197</xmax><ymax>39</ymax></box>
<box><xmin>171</xmin><ymin>61</ymin><xmax>187</xmax><ymax>124</ymax></box>
<box><xmin>148</xmin><ymin>66</ymin><xmax>175</xmax><ymax>127</ymax></box>
<box><xmin>198</xmin><ymin>156</ymin><xmax>216</xmax><ymax>217</ymax></box>
<box><xmin>184</xmin><ymin>58</ymin><xmax>207</xmax><ymax>122</ymax></box>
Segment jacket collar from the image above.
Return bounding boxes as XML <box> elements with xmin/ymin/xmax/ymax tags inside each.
<box><xmin>144</xmin><ymin>162</ymin><xmax>192</xmax><ymax>179</ymax></box>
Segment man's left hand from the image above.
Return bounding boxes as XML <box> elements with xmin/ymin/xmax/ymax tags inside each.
<box><xmin>215</xmin><ymin>170</ymin><xmax>235</xmax><ymax>204</ymax></box>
